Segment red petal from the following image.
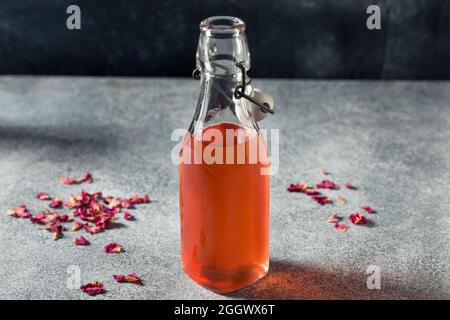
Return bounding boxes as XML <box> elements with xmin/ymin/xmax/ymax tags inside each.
<box><xmin>123</xmin><ymin>211</ymin><xmax>134</xmax><ymax>220</ymax></box>
<box><xmin>140</xmin><ymin>194</ymin><xmax>150</xmax><ymax>203</ymax></box>
<box><xmin>312</xmin><ymin>196</ymin><xmax>332</xmax><ymax>205</ymax></box>
<box><xmin>73</xmin><ymin>236</ymin><xmax>90</xmax><ymax>246</ymax></box>
<box><xmin>326</xmin><ymin>214</ymin><xmax>339</xmax><ymax>223</ymax></box>
<box><xmin>84</xmin><ymin>223</ymin><xmax>103</xmax><ymax>234</ymax></box>
<box><xmin>344</xmin><ymin>182</ymin><xmax>355</xmax><ymax>190</ymax></box>
<box><xmin>334</xmin><ymin>223</ymin><xmax>349</xmax><ymax>233</ymax></box>
<box><xmin>305</xmin><ymin>189</ymin><xmax>320</xmax><ymax>196</ymax></box>
<box><xmin>7</xmin><ymin>205</ymin><xmax>31</xmax><ymax>218</ymax></box>
<box><xmin>71</xmin><ymin>221</ymin><xmax>84</xmax><ymax>231</ymax></box>
<box><xmin>349</xmin><ymin>212</ymin><xmax>367</xmax><ymax>225</ymax></box>
<box><xmin>59</xmin><ymin>176</ymin><xmax>76</xmax><ymax>185</ymax></box>
<box><xmin>49</xmin><ymin>197</ymin><xmax>63</xmax><ymax>209</ymax></box>
<box><xmin>30</xmin><ymin>212</ymin><xmax>48</xmax><ymax>224</ymax></box>
<box><xmin>316</xmin><ymin>180</ymin><xmax>338</xmax><ymax>189</ymax></box>
<box><xmin>103</xmin><ymin>242</ymin><xmax>123</xmax><ymax>253</ymax></box>
<box><xmin>112</xmin><ymin>273</ymin><xmax>142</xmax><ymax>285</ymax></box>
<box><xmin>37</xmin><ymin>192</ymin><xmax>51</xmax><ymax>200</ymax></box>
<box><xmin>80</xmin><ymin>281</ymin><xmax>104</xmax><ymax>296</ymax></box>
<box><xmin>78</xmin><ymin>172</ymin><xmax>93</xmax><ymax>184</ymax></box>
<box><xmin>287</xmin><ymin>183</ymin><xmax>308</xmax><ymax>192</ymax></box>
<box><xmin>362</xmin><ymin>206</ymin><xmax>376</xmax><ymax>214</ymax></box>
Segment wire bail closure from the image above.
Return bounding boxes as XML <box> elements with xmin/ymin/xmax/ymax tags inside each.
<box><xmin>233</xmin><ymin>62</ymin><xmax>274</xmax><ymax>115</ymax></box>
<box><xmin>191</xmin><ymin>63</ymin><xmax>274</xmax><ymax>115</ymax></box>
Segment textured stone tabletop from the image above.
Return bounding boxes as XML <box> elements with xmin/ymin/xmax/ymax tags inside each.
<box><xmin>0</xmin><ymin>76</ymin><xmax>449</xmax><ymax>300</ymax></box>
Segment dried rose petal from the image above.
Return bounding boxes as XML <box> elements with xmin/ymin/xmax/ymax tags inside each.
<box><xmin>58</xmin><ymin>214</ymin><xmax>71</xmax><ymax>223</ymax></box>
<box><xmin>362</xmin><ymin>206</ymin><xmax>375</xmax><ymax>214</ymax></box>
<box><xmin>49</xmin><ymin>197</ymin><xmax>63</xmax><ymax>209</ymax></box>
<box><xmin>344</xmin><ymin>182</ymin><xmax>355</xmax><ymax>190</ymax></box>
<box><xmin>84</xmin><ymin>223</ymin><xmax>103</xmax><ymax>235</ymax></box>
<box><xmin>78</xmin><ymin>172</ymin><xmax>93</xmax><ymax>184</ymax></box>
<box><xmin>60</xmin><ymin>176</ymin><xmax>76</xmax><ymax>185</ymax></box>
<box><xmin>112</xmin><ymin>274</ymin><xmax>142</xmax><ymax>285</ymax></box>
<box><xmin>45</xmin><ymin>222</ymin><xmax>64</xmax><ymax>234</ymax></box>
<box><xmin>73</xmin><ymin>236</ymin><xmax>89</xmax><ymax>246</ymax></box>
<box><xmin>80</xmin><ymin>281</ymin><xmax>104</xmax><ymax>296</ymax></box>
<box><xmin>37</xmin><ymin>192</ymin><xmax>51</xmax><ymax>200</ymax></box>
<box><xmin>326</xmin><ymin>214</ymin><xmax>339</xmax><ymax>223</ymax></box>
<box><xmin>7</xmin><ymin>205</ymin><xmax>31</xmax><ymax>219</ymax></box>
<box><xmin>337</xmin><ymin>195</ymin><xmax>347</xmax><ymax>204</ymax></box>
<box><xmin>60</xmin><ymin>173</ymin><xmax>93</xmax><ymax>185</ymax></box>
<box><xmin>104</xmin><ymin>242</ymin><xmax>123</xmax><ymax>253</ymax></box>
<box><xmin>320</xmin><ymin>168</ymin><xmax>330</xmax><ymax>176</ymax></box>
<box><xmin>305</xmin><ymin>189</ymin><xmax>320</xmax><ymax>196</ymax></box>
<box><xmin>287</xmin><ymin>183</ymin><xmax>308</xmax><ymax>193</ymax></box>
<box><xmin>123</xmin><ymin>211</ymin><xmax>134</xmax><ymax>220</ymax></box>
<box><xmin>312</xmin><ymin>196</ymin><xmax>332</xmax><ymax>205</ymax></box>
<box><xmin>71</xmin><ymin>221</ymin><xmax>84</xmax><ymax>231</ymax></box>
<box><xmin>30</xmin><ymin>211</ymin><xmax>48</xmax><ymax>224</ymax></box>
<box><xmin>334</xmin><ymin>223</ymin><xmax>349</xmax><ymax>233</ymax></box>
<box><xmin>129</xmin><ymin>194</ymin><xmax>150</xmax><ymax>205</ymax></box>
<box><xmin>316</xmin><ymin>180</ymin><xmax>338</xmax><ymax>189</ymax></box>
<box><xmin>140</xmin><ymin>194</ymin><xmax>150</xmax><ymax>203</ymax></box>
<box><xmin>349</xmin><ymin>212</ymin><xmax>367</xmax><ymax>225</ymax></box>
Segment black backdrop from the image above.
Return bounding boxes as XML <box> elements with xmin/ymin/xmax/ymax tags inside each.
<box><xmin>1</xmin><ymin>0</ymin><xmax>449</xmax><ymax>79</ymax></box>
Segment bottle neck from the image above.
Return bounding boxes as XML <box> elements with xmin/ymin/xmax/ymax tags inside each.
<box><xmin>196</xmin><ymin>16</ymin><xmax>250</xmax><ymax>77</ymax></box>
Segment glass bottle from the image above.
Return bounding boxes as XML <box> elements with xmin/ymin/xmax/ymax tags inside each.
<box><xmin>179</xmin><ymin>16</ymin><xmax>270</xmax><ymax>293</ymax></box>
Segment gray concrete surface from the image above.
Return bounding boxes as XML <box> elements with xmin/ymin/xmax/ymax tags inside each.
<box><xmin>0</xmin><ymin>76</ymin><xmax>449</xmax><ymax>300</ymax></box>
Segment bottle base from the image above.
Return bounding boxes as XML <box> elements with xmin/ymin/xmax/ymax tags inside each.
<box><xmin>183</xmin><ymin>262</ymin><xmax>269</xmax><ymax>294</ymax></box>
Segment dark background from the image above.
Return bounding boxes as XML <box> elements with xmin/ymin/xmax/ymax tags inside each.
<box><xmin>0</xmin><ymin>0</ymin><xmax>449</xmax><ymax>79</ymax></box>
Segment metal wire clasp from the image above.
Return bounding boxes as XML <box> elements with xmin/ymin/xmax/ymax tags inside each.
<box><xmin>191</xmin><ymin>63</ymin><xmax>274</xmax><ymax>115</ymax></box>
<box><xmin>233</xmin><ymin>62</ymin><xmax>274</xmax><ymax>115</ymax></box>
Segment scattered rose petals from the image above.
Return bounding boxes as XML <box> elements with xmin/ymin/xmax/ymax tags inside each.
<box><xmin>349</xmin><ymin>212</ymin><xmax>367</xmax><ymax>225</ymax></box>
<box><xmin>123</xmin><ymin>211</ymin><xmax>134</xmax><ymax>220</ymax></box>
<box><xmin>73</xmin><ymin>236</ymin><xmax>89</xmax><ymax>246</ymax></box>
<box><xmin>80</xmin><ymin>281</ymin><xmax>104</xmax><ymax>296</ymax></box>
<box><xmin>326</xmin><ymin>214</ymin><xmax>339</xmax><ymax>223</ymax></box>
<box><xmin>287</xmin><ymin>183</ymin><xmax>308</xmax><ymax>192</ymax></box>
<box><xmin>312</xmin><ymin>196</ymin><xmax>332</xmax><ymax>205</ymax></box>
<box><xmin>104</xmin><ymin>242</ymin><xmax>123</xmax><ymax>253</ymax></box>
<box><xmin>337</xmin><ymin>195</ymin><xmax>347</xmax><ymax>204</ymax></box>
<box><xmin>316</xmin><ymin>180</ymin><xmax>338</xmax><ymax>189</ymax></box>
<box><xmin>362</xmin><ymin>206</ymin><xmax>375</xmax><ymax>214</ymax></box>
<box><xmin>334</xmin><ymin>223</ymin><xmax>349</xmax><ymax>233</ymax></box>
<box><xmin>7</xmin><ymin>205</ymin><xmax>31</xmax><ymax>219</ymax></box>
<box><xmin>344</xmin><ymin>182</ymin><xmax>355</xmax><ymax>190</ymax></box>
<box><xmin>113</xmin><ymin>273</ymin><xmax>142</xmax><ymax>285</ymax></box>
<box><xmin>37</xmin><ymin>192</ymin><xmax>51</xmax><ymax>200</ymax></box>
<box><xmin>49</xmin><ymin>197</ymin><xmax>63</xmax><ymax>209</ymax></box>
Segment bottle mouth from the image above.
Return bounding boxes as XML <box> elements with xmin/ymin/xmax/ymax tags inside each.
<box><xmin>200</xmin><ymin>16</ymin><xmax>246</xmax><ymax>38</ymax></box>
